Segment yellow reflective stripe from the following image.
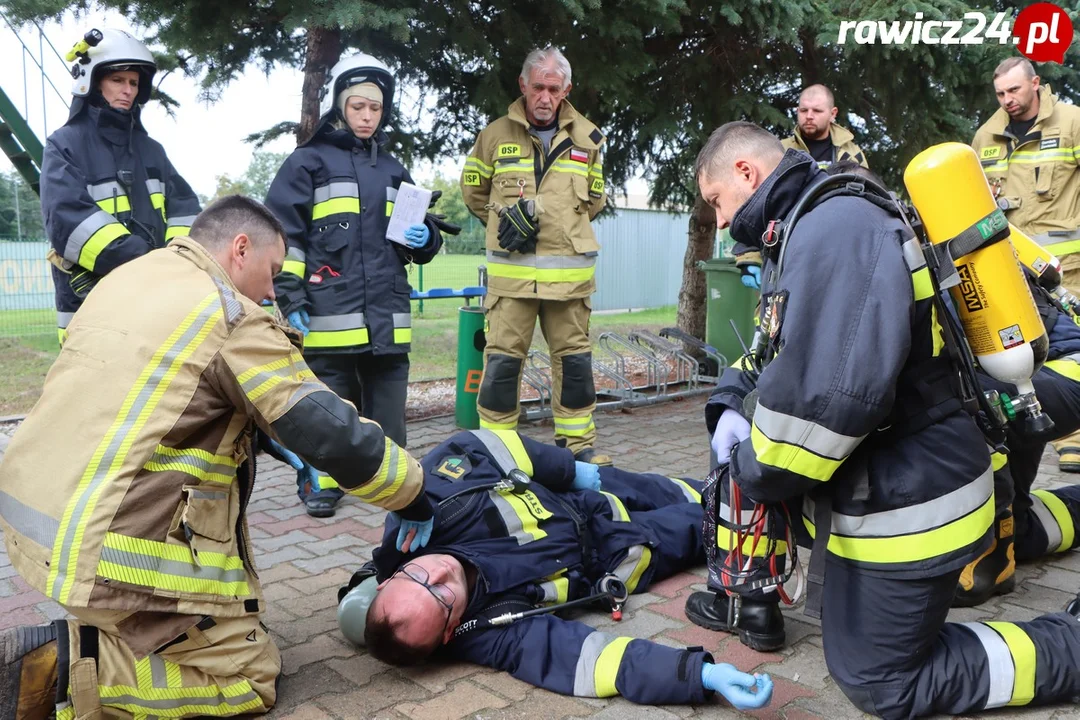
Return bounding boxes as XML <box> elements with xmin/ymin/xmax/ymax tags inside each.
<box><xmin>98</xmin><ymin>678</ymin><xmax>264</xmax><ymax>715</ymax></box>
<box><xmin>56</xmin><ymin>706</ymin><xmax>76</xmax><ymax>720</ymax></box>
<box><xmin>601</xmin><ymin>491</ymin><xmax>629</xmax><ymax>522</ymax></box>
<box><xmin>102</xmin><ymin>532</ymin><xmax>244</xmax><ymax>569</ymax></box>
<box><xmin>312</xmin><ymin>197</ymin><xmax>360</xmax><ymax>220</ymax></box>
<box><xmin>144</xmin><ymin>444</ymin><xmax>237</xmax><ymax>485</ymax></box>
<box><xmin>1044</xmin><ymin>358</ymin><xmax>1080</xmax><ymax>382</ymax></box>
<box><xmin>985</xmin><ymin>622</ymin><xmax>1037</xmax><ymax>706</ymax></box>
<box><xmin>78</xmin><ymin>222</ymin><xmax>130</xmax><ymax>272</ymax></box>
<box><xmin>991</xmin><ymin>451</ymin><xmax>1008</xmax><ymax>472</ymax></box>
<box><xmin>149</xmin><ymin>192</ymin><xmax>165</xmax><ymax>211</ymax></box>
<box><xmin>931</xmin><ymin>304</ymin><xmax>945</xmax><ymax>357</ymax></box>
<box><xmin>717</xmin><ymin>528</ymin><xmax>788</xmax><ymax>557</ymax></box>
<box><xmin>612</xmin><ymin>544</ymin><xmax>652</xmax><ymax>593</ymax></box>
<box><xmin>804</xmin><ymin>494</ymin><xmax>994</xmax><ymax>564</ymax></box>
<box><xmin>486</xmin><ymin>429</ymin><xmax>535</xmax><ymax>476</ymax></box>
<box><xmin>164</xmin><ymin>225</ymin><xmax>190</xmax><ymax>242</ymax></box>
<box><xmin>464</xmin><ymin>156</ymin><xmax>494</xmax><ymax>176</ymax></box>
<box><xmin>550</xmin><ymin>160</ymin><xmax>589</xmax><ymax>177</ymax></box>
<box><xmin>166</xmin><ymin>659</ymin><xmax>182</xmax><ymax>688</ymax></box>
<box><xmin>95</xmin><ymin>196</ymin><xmax>131</xmax><ymax>214</ymax></box>
<box><xmin>541</xmin><ymin>569</ymin><xmax>570</xmax><ymax>604</ymax></box>
<box><xmin>393</xmin><ymin>328</ymin><xmax>412</xmax><ymax>344</ymax></box>
<box><xmin>494</xmin><ymin>489</ymin><xmax>550</xmax><ymax>542</ymax></box>
<box><xmin>594</xmin><ymin>637</ymin><xmax>632</xmax><ymax>698</ymax></box>
<box><xmin>304</xmin><ymin>327</ymin><xmax>370</xmax><ymax>348</ymax></box>
<box><xmin>554</xmin><ymin>415</ymin><xmax>595</xmax><ymax>437</ymax></box>
<box><xmin>48</xmin><ymin>294</ymin><xmax>222</xmax><ymax>603</ymax></box>
<box><xmin>282</xmin><ymin>259</ymin><xmax>306</xmax><ymax>277</ymax></box>
<box><xmin>493</xmin><ymin>160</ymin><xmax>533</xmax><ymax>175</ymax></box>
<box><xmin>385</xmin><ymin>200</ymin><xmax>395</xmax><ymax>217</ymax></box>
<box><xmin>912</xmin><ymin>267</ymin><xmax>934</xmax><ymax>301</ymax></box>
<box><xmin>750</xmin><ymin>424</ymin><xmax>843</xmax><ymax>483</ymax></box>
<box><xmin>479</xmin><ymin>419</ymin><xmax>518</xmax><ymax>430</ymax></box>
<box><xmin>58</xmin><ymin>328</ymin><xmax>67</xmax><ymax>345</ymax></box>
<box><xmin>668</xmin><ymin>477</ymin><xmax>701</xmax><ymax>503</ymax></box>
<box><xmin>348</xmin><ymin>438</ymin><xmax>407</xmax><ymax>503</ymax></box>
<box><xmin>1031</xmin><ymin>489</ymin><xmax>1074</xmax><ymax>552</ymax></box>
<box><xmin>487</xmin><ymin>263</ymin><xmax>596</xmax><ymax>283</ymax></box>
<box><xmin>1045</xmin><ymin>239</ymin><xmax>1080</xmax><ymax>257</ymax></box>
<box><xmin>98</xmin><ymin>534</ymin><xmax>249</xmax><ymax>596</ymax></box>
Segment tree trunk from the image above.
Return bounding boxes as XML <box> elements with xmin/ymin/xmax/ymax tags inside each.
<box><xmin>297</xmin><ymin>26</ymin><xmax>343</xmax><ymax>144</ymax></box>
<box><xmin>676</xmin><ymin>192</ymin><xmax>716</xmax><ymax>340</ymax></box>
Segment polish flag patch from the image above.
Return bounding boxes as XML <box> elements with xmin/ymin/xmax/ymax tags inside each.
<box><xmin>569</xmin><ymin>148</ymin><xmax>589</xmax><ymax>164</ymax></box>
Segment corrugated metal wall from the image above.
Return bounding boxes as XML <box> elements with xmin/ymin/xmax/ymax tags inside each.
<box><xmin>592</xmin><ymin>208</ymin><xmax>692</xmax><ymax>311</ymax></box>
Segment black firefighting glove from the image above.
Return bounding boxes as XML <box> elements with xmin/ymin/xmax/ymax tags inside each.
<box><xmin>426</xmin><ymin>212</ymin><xmax>461</xmax><ymax>236</ymax></box>
<box><xmin>69</xmin><ymin>268</ymin><xmax>100</xmax><ymax>299</ymax></box>
<box><xmin>497</xmin><ymin>198</ymin><xmax>539</xmax><ymax>254</ymax></box>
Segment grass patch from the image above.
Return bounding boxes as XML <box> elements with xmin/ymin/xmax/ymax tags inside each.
<box><xmin>0</xmin><ymin>337</ymin><xmax>57</xmax><ymax>415</ymax></box>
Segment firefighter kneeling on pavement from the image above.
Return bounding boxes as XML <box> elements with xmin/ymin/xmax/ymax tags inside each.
<box><xmin>0</xmin><ymin>196</ymin><xmax>433</xmax><ymax>719</ymax></box>
<box><xmin>461</xmin><ymin>46</ymin><xmax>610</xmax><ymax>465</ymax></box>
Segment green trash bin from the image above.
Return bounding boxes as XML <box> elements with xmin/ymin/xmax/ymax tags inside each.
<box><xmin>699</xmin><ymin>257</ymin><xmax>758</xmax><ymax>365</ymax></box>
<box><xmin>455</xmin><ymin>306</ymin><xmax>486</xmax><ymax>429</ymax></box>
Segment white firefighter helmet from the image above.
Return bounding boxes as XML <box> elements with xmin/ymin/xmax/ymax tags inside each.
<box><xmin>337</xmin><ymin>575</ymin><xmax>380</xmax><ymax>646</ymax></box>
<box><xmin>319</xmin><ymin>52</ymin><xmax>395</xmax><ymax>128</ymax></box>
<box><xmin>67</xmin><ymin>28</ymin><xmax>156</xmax><ymax>105</ymax></box>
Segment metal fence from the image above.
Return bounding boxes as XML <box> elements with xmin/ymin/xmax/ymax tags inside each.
<box><xmin>0</xmin><ymin>209</ymin><xmax>700</xmax><ymax>338</ymax></box>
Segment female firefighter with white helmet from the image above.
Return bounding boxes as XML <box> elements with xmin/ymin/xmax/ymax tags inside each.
<box><xmin>40</xmin><ymin>28</ymin><xmax>201</xmax><ymax>344</ymax></box>
<box><xmin>266</xmin><ymin>53</ymin><xmax>444</xmax><ymax>518</ymax></box>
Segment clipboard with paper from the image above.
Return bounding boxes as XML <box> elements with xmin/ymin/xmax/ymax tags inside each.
<box><xmin>386</xmin><ymin>182</ymin><xmax>432</xmax><ymax>245</ymax></box>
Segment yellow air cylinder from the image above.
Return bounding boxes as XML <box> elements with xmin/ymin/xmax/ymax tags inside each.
<box><xmin>904</xmin><ymin>143</ymin><xmax>1048</xmax><ymax>396</ymax></box>
<box><xmin>1009</xmin><ymin>224</ymin><xmax>1080</xmax><ymax>314</ymax></box>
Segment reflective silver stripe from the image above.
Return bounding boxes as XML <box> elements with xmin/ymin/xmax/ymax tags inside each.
<box><xmin>753</xmin><ymin>404</ymin><xmax>865</xmax><ymax>461</ymax></box>
<box><xmin>554</xmin><ymin>417</ymin><xmax>592</xmax><ymax>431</ymax></box>
<box><xmin>961</xmin><ymin>622</ymin><xmax>1014</xmax><ymax>709</ymax></box>
<box><xmin>239</xmin><ymin>361</ymin><xmax>312</xmax><ymax>395</ymax></box>
<box><xmin>902</xmin><ymin>237</ymin><xmax>927</xmax><ymax>272</ymax></box>
<box><xmin>386</xmin><ymin>187</ymin><xmax>398</xmax><ymax>201</ymax></box>
<box><xmin>601</xmin><ymin>492</ymin><xmax>628</xmax><ymax>522</ymax></box>
<box><xmin>668</xmin><ymin>478</ymin><xmax>699</xmax><ymax>503</ymax></box>
<box><xmin>99</xmin><ymin>546</ymin><xmax>248</xmax><ymax>587</ymax></box>
<box><xmin>487</xmin><ymin>490</ymin><xmax>532</xmax><ymax>544</ymax></box>
<box><xmin>51</xmin><ymin>299</ymin><xmax>222</xmax><ymax>599</ymax></box>
<box><xmin>1032</xmin><ymin>228</ymin><xmax>1080</xmax><ymax>245</ymax></box>
<box><xmin>313</xmin><ymin>182</ymin><xmax>360</xmax><ymax>203</ymax></box>
<box><xmin>1029</xmin><ymin>494</ymin><xmax>1063</xmax><ymax>554</ymax></box>
<box><xmin>307</xmin><ymin>313</ymin><xmax>367</xmax><ymax>331</ymax></box>
<box><xmin>392</xmin><ymin>312</ymin><xmax>411</xmax><ymax>329</ymax></box>
<box><xmin>86</xmin><ymin>181</ymin><xmax>125</xmax><ymax>201</ymax></box>
<box><xmin>145</xmin><ymin>449</ymin><xmax>236</xmax><ymax>483</ymax></box>
<box><xmin>145</xmin><ymin>178</ymin><xmax>165</xmax><ymax>195</ymax></box>
<box><xmin>573</xmin><ymin>631</ymin><xmax>614</xmax><ymax>697</ymax></box>
<box><xmin>167</xmin><ymin>214</ymin><xmax>197</xmax><ymax>228</ymax></box>
<box><xmin>64</xmin><ymin>210</ymin><xmax>123</xmax><ymax>264</ymax></box>
<box><xmin>212</xmin><ymin>277</ymin><xmax>244</xmax><ymax>324</ymax></box>
<box><xmin>57</xmin><ymin>311</ymin><xmax>75</xmax><ymax>329</ymax></box>
<box><xmin>0</xmin><ymin>490</ymin><xmax>59</xmax><ymax>550</ymax></box>
<box><xmin>611</xmin><ymin>544</ymin><xmax>646</xmax><ymax>585</ymax></box>
<box><xmin>804</xmin><ymin>465</ymin><xmax>992</xmax><ymax>538</ymax></box>
<box><xmin>485</xmin><ymin>251</ymin><xmax>596</xmax><ymax>269</ymax></box>
<box><xmin>187</xmin><ymin>489</ymin><xmax>227</xmax><ymax>501</ymax></box>
<box><xmin>94</xmin><ymin>690</ymin><xmax>260</xmax><ymax>712</ymax></box>
<box><xmin>287</xmin><ymin>246</ymin><xmax>306</xmax><ymax>262</ymax></box>
<box><xmin>352</xmin><ymin>442</ymin><xmax>400</xmax><ymax>500</ymax></box>
<box><xmin>149</xmin><ymin>654</ymin><xmax>168</xmax><ymax>688</ymax></box>
<box><xmin>469</xmin><ymin>429</ymin><xmax>518</xmax><ymax>476</ymax></box>
<box><xmin>539</xmin><ymin>580</ymin><xmax>559</xmax><ymax>602</ymax></box>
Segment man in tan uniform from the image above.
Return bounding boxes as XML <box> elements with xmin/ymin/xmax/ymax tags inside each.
<box><xmin>781</xmin><ymin>84</ymin><xmax>867</xmax><ymax>170</ymax></box>
<box><xmin>972</xmin><ymin>57</ymin><xmax>1080</xmax><ymax>471</ymax></box>
<box><xmin>0</xmin><ymin>195</ymin><xmax>432</xmax><ymax>719</ymax></box>
<box><xmin>461</xmin><ymin>47</ymin><xmax>609</xmax><ymax>464</ymax></box>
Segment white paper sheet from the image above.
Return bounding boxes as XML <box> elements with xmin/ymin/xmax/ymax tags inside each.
<box><xmin>386</xmin><ymin>182</ymin><xmax>432</xmax><ymax>245</ymax></box>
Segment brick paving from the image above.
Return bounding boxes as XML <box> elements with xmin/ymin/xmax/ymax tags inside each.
<box><xmin>1</xmin><ymin>399</ymin><xmax>1079</xmax><ymax>719</ymax></box>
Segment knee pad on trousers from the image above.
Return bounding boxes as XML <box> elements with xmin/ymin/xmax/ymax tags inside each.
<box><xmin>479</xmin><ymin>354</ymin><xmax>522</xmax><ymax>413</ymax></box>
<box><xmin>560</xmin><ymin>352</ymin><xmax>596</xmax><ymax>409</ymax></box>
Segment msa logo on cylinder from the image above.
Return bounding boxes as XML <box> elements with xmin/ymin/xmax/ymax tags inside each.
<box><xmin>957</xmin><ymin>264</ymin><xmax>985</xmax><ymax>312</ymax></box>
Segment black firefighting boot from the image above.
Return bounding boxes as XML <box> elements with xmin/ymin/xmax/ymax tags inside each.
<box><xmin>684</xmin><ymin>590</ymin><xmax>785</xmax><ymax>652</ymax></box>
<box><xmin>0</xmin><ymin>623</ymin><xmax>58</xmax><ymax>720</ymax></box>
<box><xmin>953</xmin><ymin>508</ymin><xmax>1016</xmax><ymax>608</ymax></box>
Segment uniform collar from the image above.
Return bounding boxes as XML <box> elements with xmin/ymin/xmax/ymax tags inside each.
<box><xmin>507</xmin><ymin>97</ymin><xmax>595</xmax><ymax>145</ymax></box>
<box><xmin>793</xmin><ymin>122</ymin><xmax>854</xmax><ymax>149</ymax></box>
<box><xmin>729</xmin><ymin>150</ymin><xmax>820</xmax><ymax>250</ymax></box>
<box><xmin>168</xmin><ymin>236</ymin><xmax>242</xmax><ymax>292</ymax></box>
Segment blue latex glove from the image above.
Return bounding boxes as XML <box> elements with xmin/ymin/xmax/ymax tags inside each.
<box><xmin>571</xmin><ymin>461</ymin><xmax>601</xmax><ymax>491</ymax></box>
<box><xmin>740</xmin><ymin>265</ymin><xmax>762</xmax><ymax>289</ymax></box>
<box><xmin>389</xmin><ymin>511</ymin><xmax>434</xmax><ymax>553</ymax></box>
<box><xmin>267</xmin><ymin>438</ymin><xmax>303</xmax><ymax>470</ymax></box>
<box><xmin>287</xmin><ymin>309</ymin><xmax>310</xmax><ymax>336</ymax></box>
<box><xmin>702</xmin><ymin>663</ymin><xmax>773</xmax><ymax>710</ymax></box>
<box><xmin>403</xmin><ymin>223</ymin><xmax>431</xmax><ymax>249</ymax></box>
<box><xmin>711</xmin><ymin>408</ymin><xmax>751</xmax><ymax>465</ymax></box>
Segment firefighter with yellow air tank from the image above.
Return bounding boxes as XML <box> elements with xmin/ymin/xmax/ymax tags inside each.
<box><xmin>971</xmin><ymin>56</ymin><xmax>1080</xmax><ymax>472</ymax></box>
<box><xmin>460</xmin><ymin>46</ymin><xmax>611</xmax><ymax>465</ymax></box>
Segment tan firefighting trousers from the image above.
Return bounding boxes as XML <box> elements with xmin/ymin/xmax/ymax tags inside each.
<box><xmin>1052</xmin><ymin>255</ymin><xmax>1080</xmax><ymax>466</ymax></box>
<box><xmin>478</xmin><ymin>295</ymin><xmax>596</xmax><ymax>453</ymax></box>
<box><xmin>56</xmin><ymin>607</ymin><xmax>279</xmax><ymax>719</ymax></box>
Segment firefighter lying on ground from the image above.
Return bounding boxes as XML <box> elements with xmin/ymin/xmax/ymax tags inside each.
<box><xmin>336</xmin><ymin>429</ymin><xmax>774</xmax><ymax>711</ymax></box>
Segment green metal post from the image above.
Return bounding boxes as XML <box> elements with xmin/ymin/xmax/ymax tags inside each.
<box><xmin>455</xmin><ymin>306</ymin><xmax>486</xmax><ymax>429</ymax></box>
<box><xmin>418</xmin><ymin>263</ymin><xmax>424</xmax><ymax>315</ymax></box>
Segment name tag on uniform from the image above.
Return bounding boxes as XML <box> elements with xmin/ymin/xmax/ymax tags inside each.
<box><xmin>1041</xmin><ymin>138</ymin><xmax>1060</xmax><ymax>150</ymax></box>
<box><xmin>980</xmin><ymin>146</ymin><xmax>1002</xmax><ymax>160</ymax></box>
<box><xmin>498</xmin><ymin>143</ymin><xmax>521</xmax><ymax>158</ymax></box>
<box><xmin>569</xmin><ymin>148</ymin><xmax>589</xmax><ymax>164</ymax></box>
